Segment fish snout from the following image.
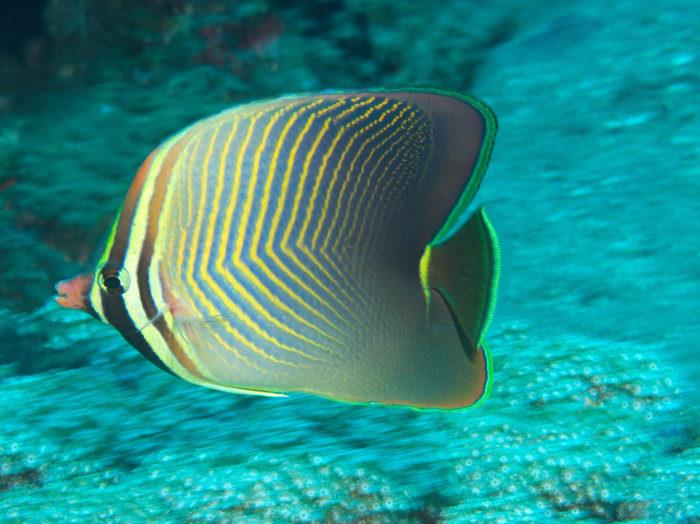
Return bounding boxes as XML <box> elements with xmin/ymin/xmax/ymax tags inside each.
<box><xmin>55</xmin><ymin>273</ymin><xmax>93</xmax><ymax>312</ymax></box>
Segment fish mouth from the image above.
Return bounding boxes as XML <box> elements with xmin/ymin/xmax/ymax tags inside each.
<box><xmin>54</xmin><ymin>273</ymin><xmax>93</xmax><ymax>311</ymax></box>
<box><xmin>54</xmin><ymin>280</ymin><xmax>74</xmax><ymax>308</ymax></box>
<box><xmin>54</xmin><ymin>282</ymin><xmax>68</xmax><ymax>300</ymax></box>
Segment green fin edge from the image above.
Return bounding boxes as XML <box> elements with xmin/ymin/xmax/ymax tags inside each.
<box><xmin>417</xmin><ymin>90</ymin><xmax>498</xmax><ymax>246</ymax></box>
<box><xmin>476</xmin><ymin>208</ymin><xmax>501</xmax><ymax>341</ymax></box>
<box><xmin>466</xmin><ymin>209</ymin><xmax>499</xmax><ymax>410</ymax></box>
<box><xmin>469</xmin><ymin>340</ymin><xmax>494</xmax><ymax>409</ymax></box>
<box><xmin>96</xmin><ymin>203</ymin><xmax>123</xmax><ymax>269</ymax></box>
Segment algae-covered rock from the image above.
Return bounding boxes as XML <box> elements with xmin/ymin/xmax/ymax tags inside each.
<box><xmin>0</xmin><ymin>321</ymin><xmax>697</xmax><ymax>521</ymax></box>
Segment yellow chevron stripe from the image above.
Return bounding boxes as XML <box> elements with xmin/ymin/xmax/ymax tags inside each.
<box><xmin>333</xmin><ymin>96</ymin><xmax>375</xmax><ymax>122</ymax></box>
<box><xmin>333</xmin><ymin>104</ymin><xmax>413</xmax><ymax>253</ymax></box>
<box><xmin>248</xmin><ymin>106</ymin><xmax>351</xmax><ymax>347</ymax></box>
<box><xmin>344</xmin><ymin>107</ymin><xmax>423</xmax><ymax>251</ymax></box>
<box><xmin>265</xmin><ymin>99</ymin><xmax>357</xmax><ymax>331</ymax></box>
<box><xmin>327</xmin><ymin>104</ymin><xmax>417</xmax><ymax>295</ymax></box>
<box><xmin>208</xmin><ymin>106</ymin><xmax>329</xmax><ymax>361</ymax></box>
<box><xmin>156</xmin><ymin>126</ymin><xmax>267</xmax><ymax>380</ymax></box>
<box><xmin>174</xmin><ymin>135</ymin><xmax>204</xmax><ymax>285</ymax></box>
<box><xmin>233</xmin><ymin>104</ymin><xmax>348</xmax><ymax>353</ymax></box>
<box><xmin>282</xmin><ymin>99</ymin><xmax>364</xmax><ymax>317</ymax></box>
<box><xmin>309</xmin><ymin>98</ymin><xmax>387</xmax><ymax>250</ymax></box>
<box><xmin>249</xmin><ymin>100</ymin><xmax>352</xmax><ymax>338</ymax></box>
<box><xmin>194</xmin><ymin>112</ymin><xmax>309</xmax><ymax>367</ymax></box>
<box><xmin>319</xmin><ymin>99</ymin><xmax>395</xmax><ymax>260</ymax></box>
<box><xmin>183</xmin><ymin>120</ymin><xmax>275</xmax><ymax>370</ymax></box>
<box><xmin>359</xmin><ymin>116</ymin><xmax>432</xmax><ymax>255</ymax></box>
<box><xmin>307</xmin><ymin>98</ymin><xmax>400</xmax><ymax>303</ymax></box>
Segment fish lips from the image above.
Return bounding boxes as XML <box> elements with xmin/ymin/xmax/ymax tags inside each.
<box><xmin>55</xmin><ymin>273</ymin><xmax>94</xmax><ymax>313</ymax></box>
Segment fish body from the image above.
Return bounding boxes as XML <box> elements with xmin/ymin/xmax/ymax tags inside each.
<box><xmin>56</xmin><ymin>89</ymin><xmax>499</xmax><ymax>409</ymax></box>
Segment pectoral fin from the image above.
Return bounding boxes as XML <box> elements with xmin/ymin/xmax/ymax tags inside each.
<box><xmin>159</xmin><ymin>271</ymin><xmax>288</xmax><ymax>398</ymax></box>
<box><xmin>172</xmin><ymin>314</ymin><xmax>287</xmax><ymax>398</ymax></box>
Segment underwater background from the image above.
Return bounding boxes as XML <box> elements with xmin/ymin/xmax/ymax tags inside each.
<box><xmin>0</xmin><ymin>0</ymin><xmax>698</xmax><ymax>522</ymax></box>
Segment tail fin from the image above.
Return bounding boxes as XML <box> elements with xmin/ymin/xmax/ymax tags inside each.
<box><xmin>420</xmin><ymin>207</ymin><xmax>500</xmax><ymax>360</ymax></box>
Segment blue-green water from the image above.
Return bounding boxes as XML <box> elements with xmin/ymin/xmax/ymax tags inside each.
<box><xmin>1</xmin><ymin>0</ymin><xmax>698</xmax><ymax>522</ymax></box>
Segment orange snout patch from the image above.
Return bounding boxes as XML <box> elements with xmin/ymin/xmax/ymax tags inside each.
<box><xmin>55</xmin><ymin>273</ymin><xmax>93</xmax><ymax>311</ymax></box>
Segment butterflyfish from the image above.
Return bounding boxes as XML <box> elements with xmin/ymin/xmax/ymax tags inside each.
<box><xmin>55</xmin><ymin>89</ymin><xmax>499</xmax><ymax>409</ymax></box>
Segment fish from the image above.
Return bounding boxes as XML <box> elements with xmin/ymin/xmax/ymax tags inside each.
<box><xmin>55</xmin><ymin>89</ymin><xmax>499</xmax><ymax>409</ymax></box>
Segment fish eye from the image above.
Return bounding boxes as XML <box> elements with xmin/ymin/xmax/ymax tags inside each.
<box><xmin>98</xmin><ymin>264</ymin><xmax>131</xmax><ymax>295</ymax></box>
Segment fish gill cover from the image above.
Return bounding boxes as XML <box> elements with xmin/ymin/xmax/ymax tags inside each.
<box><xmin>0</xmin><ymin>0</ymin><xmax>698</xmax><ymax>522</ymax></box>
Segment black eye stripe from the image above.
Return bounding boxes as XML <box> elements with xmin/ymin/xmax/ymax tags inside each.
<box><xmin>104</xmin><ymin>275</ymin><xmax>121</xmax><ymax>288</ymax></box>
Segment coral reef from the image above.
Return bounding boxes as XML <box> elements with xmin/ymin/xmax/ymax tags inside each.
<box><xmin>0</xmin><ymin>317</ymin><xmax>697</xmax><ymax>521</ymax></box>
<box><xmin>0</xmin><ymin>0</ymin><xmax>698</xmax><ymax>521</ymax></box>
